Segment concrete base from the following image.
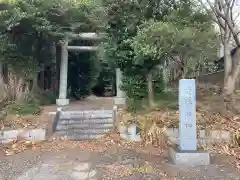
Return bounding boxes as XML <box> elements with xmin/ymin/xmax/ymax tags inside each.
<box><xmin>56</xmin><ymin>98</ymin><xmax>69</xmax><ymax>106</ymax></box>
<box><xmin>114</xmin><ymin>97</ymin><xmax>126</xmax><ymax>105</ymax></box>
<box><xmin>169</xmin><ymin>147</ymin><xmax>210</xmax><ymax>165</ymax></box>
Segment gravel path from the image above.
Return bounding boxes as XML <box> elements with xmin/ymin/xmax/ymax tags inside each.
<box><xmin>0</xmin><ymin>147</ymin><xmax>239</xmax><ymax>180</ymax></box>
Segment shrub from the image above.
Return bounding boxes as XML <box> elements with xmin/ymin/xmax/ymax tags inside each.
<box><xmin>0</xmin><ymin>74</ymin><xmax>42</xmax><ymax>117</ymax></box>
<box><xmin>35</xmin><ymin>90</ymin><xmax>57</xmax><ymax>105</ymax></box>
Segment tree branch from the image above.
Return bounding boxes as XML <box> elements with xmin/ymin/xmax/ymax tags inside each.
<box><xmin>213</xmin><ymin>0</ymin><xmax>240</xmax><ymax>46</ymax></box>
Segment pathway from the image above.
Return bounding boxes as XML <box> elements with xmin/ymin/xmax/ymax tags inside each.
<box><xmin>42</xmin><ymin>96</ymin><xmax>114</xmax><ymax>114</ymax></box>
<box><xmin>0</xmin><ymin>144</ymin><xmax>239</xmax><ymax>180</ymax></box>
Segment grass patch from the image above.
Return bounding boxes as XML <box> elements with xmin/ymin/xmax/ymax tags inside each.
<box><xmin>34</xmin><ymin>90</ymin><xmax>57</xmax><ymax>105</ymax></box>
<box><xmin>154</xmin><ymin>91</ymin><xmax>178</xmax><ymax>110</ymax></box>
<box><xmin>5</xmin><ymin>102</ymin><xmax>42</xmax><ymax>116</ymax></box>
<box><xmin>126</xmin><ymin>91</ymin><xmax>178</xmax><ymax>114</ymax></box>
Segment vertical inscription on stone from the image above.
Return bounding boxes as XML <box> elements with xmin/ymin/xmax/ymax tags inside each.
<box><xmin>179</xmin><ymin>79</ymin><xmax>197</xmax><ymax>151</ymax></box>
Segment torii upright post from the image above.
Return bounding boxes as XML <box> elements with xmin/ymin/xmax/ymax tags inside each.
<box><xmin>56</xmin><ymin>39</ymin><xmax>69</xmax><ymax>106</ymax></box>
<box><xmin>114</xmin><ymin>68</ymin><xmax>126</xmax><ymax>105</ymax></box>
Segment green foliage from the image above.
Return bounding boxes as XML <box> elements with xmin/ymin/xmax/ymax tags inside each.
<box><xmin>121</xmin><ymin>74</ymin><xmax>147</xmax><ymax>100</ymax></box>
<box><xmin>0</xmin><ymin>0</ymin><xmax>105</xmax><ymax>104</ymax></box>
<box><xmin>102</xmin><ymin>0</ymin><xmax>178</xmax><ymax>101</ymax></box>
<box><xmin>102</xmin><ymin>0</ymin><xmax>219</xmax><ymax>110</ymax></box>
<box><xmin>122</xmin><ymin>68</ymin><xmax>166</xmax><ymax>111</ymax></box>
<box><xmin>4</xmin><ymin>102</ymin><xmax>42</xmax><ymax>116</ymax></box>
<box><xmin>34</xmin><ymin>90</ymin><xmax>57</xmax><ymax>105</ymax></box>
<box><xmin>154</xmin><ymin>91</ymin><xmax>178</xmax><ymax>110</ymax></box>
<box><xmin>3</xmin><ymin>93</ymin><xmax>42</xmax><ymax>116</ymax></box>
<box><xmin>131</xmin><ymin>19</ymin><xmax>218</xmax><ymax>66</ymax></box>
<box><xmin>68</xmin><ymin>51</ymin><xmax>101</xmax><ymax>99</ymax></box>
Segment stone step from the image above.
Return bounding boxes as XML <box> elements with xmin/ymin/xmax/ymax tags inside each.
<box><xmin>58</xmin><ymin>118</ymin><xmax>114</xmax><ymax>125</ymax></box>
<box><xmin>53</xmin><ymin>131</ymin><xmax>109</xmax><ymax>140</ymax></box>
<box><xmin>69</xmin><ymin>128</ymin><xmax>112</xmax><ymax>134</ymax></box>
<box><xmin>60</xmin><ymin>114</ymin><xmax>113</xmax><ymax>119</ymax></box>
<box><xmin>53</xmin><ymin>131</ymin><xmax>105</xmax><ymax>140</ymax></box>
<box><xmin>56</xmin><ymin>123</ymin><xmax>113</xmax><ymax>131</ymax></box>
<box><xmin>59</xmin><ymin>110</ymin><xmax>113</xmax><ymax>119</ymax></box>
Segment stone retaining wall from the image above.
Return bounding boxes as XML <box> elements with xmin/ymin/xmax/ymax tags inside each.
<box><xmin>0</xmin><ymin>128</ymin><xmax>46</xmax><ymax>144</ymax></box>
<box><xmin>166</xmin><ymin>128</ymin><xmax>231</xmax><ymax>146</ymax></box>
<box><xmin>119</xmin><ymin>125</ymin><xmax>232</xmax><ymax>146</ymax></box>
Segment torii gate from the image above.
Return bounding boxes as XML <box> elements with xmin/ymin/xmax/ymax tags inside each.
<box><xmin>56</xmin><ymin>33</ymin><xmax>126</xmax><ymax>106</ymax></box>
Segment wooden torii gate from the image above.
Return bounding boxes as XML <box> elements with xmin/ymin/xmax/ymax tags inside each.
<box><xmin>56</xmin><ymin>33</ymin><xmax>126</xmax><ymax>106</ymax></box>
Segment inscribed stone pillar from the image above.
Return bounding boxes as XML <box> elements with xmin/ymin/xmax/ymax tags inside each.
<box><xmin>114</xmin><ymin>68</ymin><xmax>126</xmax><ymax>105</ymax></box>
<box><xmin>179</xmin><ymin>79</ymin><xmax>197</xmax><ymax>151</ymax></box>
<box><xmin>56</xmin><ymin>40</ymin><xmax>69</xmax><ymax>106</ymax></box>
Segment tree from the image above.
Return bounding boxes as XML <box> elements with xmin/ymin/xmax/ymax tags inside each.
<box><xmin>102</xmin><ymin>0</ymin><xmax>181</xmax><ymax>107</ymax></box>
<box><xmin>130</xmin><ymin>8</ymin><xmax>219</xmax><ymax>107</ymax></box>
<box><xmin>200</xmin><ymin>0</ymin><xmax>240</xmax><ymax>111</ymax></box>
<box><xmin>0</xmin><ymin>0</ymin><xmax>104</xmax><ymax>102</ymax></box>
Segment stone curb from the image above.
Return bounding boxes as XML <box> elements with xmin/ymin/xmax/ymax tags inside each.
<box><xmin>165</xmin><ymin>128</ymin><xmax>231</xmax><ymax>141</ymax></box>
<box><xmin>0</xmin><ymin>128</ymin><xmax>46</xmax><ymax>144</ymax></box>
<box><xmin>119</xmin><ymin>126</ymin><xmax>232</xmax><ymax>145</ymax></box>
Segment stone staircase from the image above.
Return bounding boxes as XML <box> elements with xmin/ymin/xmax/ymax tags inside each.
<box><xmin>52</xmin><ymin>110</ymin><xmax>114</xmax><ymax>140</ymax></box>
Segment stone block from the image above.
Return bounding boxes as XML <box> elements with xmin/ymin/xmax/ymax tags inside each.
<box><xmin>209</xmin><ymin>130</ymin><xmax>230</xmax><ymax>141</ymax></box>
<box><xmin>165</xmin><ymin>128</ymin><xmax>178</xmax><ymax>138</ymax></box>
<box><xmin>198</xmin><ymin>130</ymin><xmax>205</xmax><ymax>138</ymax></box>
<box><xmin>28</xmin><ymin>129</ymin><xmax>46</xmax><ymax>141</ymax></box>
<box><xmin>17</xmin><ymin>129</ymin><xmax>31</xmax><ymax>139</ymax></box>
<box><xmin>1</xmin><ymin>130</ymin><xmax>19</xmax><ymax>139</ymax></box>
<box><xmin>114</xmin><ymin>97</ymin><xmax>126</xmax><ymax>105</ymax></box>
<box><xmin>169</xmin><ymin>147</ymin><xmax>210</xmax><ymax>165</ymax></box>
<box><xmin>165</xmin><ymin>128</ymin><xmax>231</xmax><ymax>142</ymax></box>
<box><xmin>56</xmin><ymin>98</ymin><xmax>69</xmax><ymax>106</ymax></box>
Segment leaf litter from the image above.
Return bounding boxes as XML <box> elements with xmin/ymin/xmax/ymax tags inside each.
<box><xmin>0</xmin><ymin>87</ymin><xmax>239</xmax><ymax>174</ymax></box>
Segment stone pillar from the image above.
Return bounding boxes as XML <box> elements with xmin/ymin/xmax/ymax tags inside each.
<box><xmin>56</xmin><ymin>40</ymin><xmax>69</xmax><ymax>106</ymax></box>
<box><xmin>114</xmin><ymin>68</ymin><xmax>126</xmax><ymax>105</ymax></box>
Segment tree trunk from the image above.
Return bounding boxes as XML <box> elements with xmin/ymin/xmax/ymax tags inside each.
<box><xmin>31</xmin><ymin>74</ymin><xmax>38</xmax><ymax>93</ymax></box>
<box><xmin>223</xmin><ymin>48</ymin><xmax>240</xmax><ymax>113</ymax></box>
<box><xmin>147</xmin><ymin>72</ymin><xmax>155</xmax><ymax>108</ymax></box>
<box><xmin>0</xmin><ymin>61</ymin><xmax>3</xmax><ymax>85</ymax></box>
<box><xmin>39</xmin><ymin>63</ymin><xmax>45</xmax><ymax>89</ymax></box>
<box><xmin>56</xmin><ymin>45</ymin><xmax>61</xmax><ymax>91</ymax></box>
<box><xmin>51</xmin><ymin>42</ymin><xmax>57</xmax><ymax>92</ymax></box>
<box><xmin>37</xmin><ymin>32</ymin><xmax>44</xmax><ymax>90</ymax></box>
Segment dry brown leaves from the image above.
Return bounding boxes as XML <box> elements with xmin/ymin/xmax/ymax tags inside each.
<box><xmin>119</xmin><ymin>103</ymin><xmax>240</xmax><ymax>169</ymax></box>
<box><xmin>2</xmin><ymin>139</ymin><xmax>42</xmax><ymax>156</ymax></box>
<box><xmin>1</xmin><ymin>115</ymin><xmax>39</xmax><ymax>130</ymax></box>
<box><xmin>102</xmin><ymin>163</ymin><xmax>133</xmax><ymax>179</ymax></box>
<box><xmin>0</xmin><ymin>131</ymin><xmax>140</xmax><ymax>158</ymax></box>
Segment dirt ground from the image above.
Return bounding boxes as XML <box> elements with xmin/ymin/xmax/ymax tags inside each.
<box><xmin>0</xmin><ymin>137</ymin><xmax>239</xmax><ymax>180</ymax></box>
<box><xmin>0</xmin><ymin>94</ymin><xmax>239</xmax><ymax>179</ymax></box>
